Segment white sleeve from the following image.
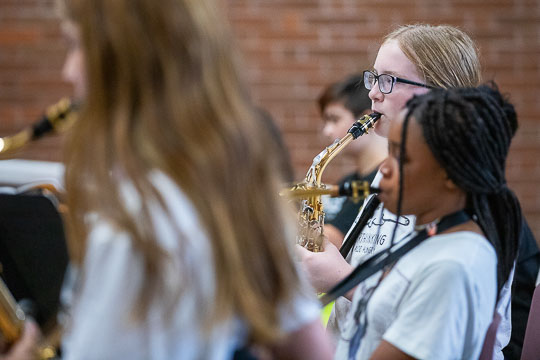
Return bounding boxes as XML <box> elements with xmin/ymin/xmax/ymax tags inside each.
<box><xmin>62</xmin><ymin>222</ymin><xmax>148</xmax><ymax>360</ymax></box>
<box><xmin>279</xmin><ymin>292</ymin><xmax>321</xmax><ymax>334</ymax></box>
<box><xmin>383</xmin><ymin>261</ymin><xmax>490</xmax><ymax>359</ymax></box>
<box><xmin>278</xmin><ymin>267</ymin><xmax>322</xmax><ymax>334</ymax></box>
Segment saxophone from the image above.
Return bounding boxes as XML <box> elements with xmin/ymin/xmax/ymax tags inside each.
<box><xmin>0</xmin><ymin>278</ymin><xmax>57</xmax><ymax>359</ymax></box>
<box><xmin>0</xmin><ymin>98</ymin><xmax>73</xmax><ymax>358</ymax></box>
<box><xmin>288</xmin><ymin>113</ymin><xmax>381</xmax><ymax>252</ymax></box>
<box><xmin>0</xmin><ymin>97</ymin><xmax>76</xmax><ymax>156</ymax></box>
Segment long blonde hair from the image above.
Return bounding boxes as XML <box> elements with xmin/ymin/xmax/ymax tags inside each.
<box><xmin>62</xmin><ymin>0</ymin><xmax>301</xmax><ymax>343</ymax></box>
<box><xmin>385</xmin><ymin>24</ymin><xmax>482</xmax><ymax>88</ymax></box>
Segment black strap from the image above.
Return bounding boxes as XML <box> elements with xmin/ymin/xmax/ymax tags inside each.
<box><xmin>339</xmin><ymin>195</ymin><xmax>381</xmax><ymax>258</ymax></box>
<box><xmin>321</xmin><ymin>210</ymin><xmax>470</xmax><ymax>306</ymax></box>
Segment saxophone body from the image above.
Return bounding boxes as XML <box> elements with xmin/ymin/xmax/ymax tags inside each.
<box><xmin>293</xmin><ymin>113</ymin><xmax>380</xmax><ymax>252</ymax></box>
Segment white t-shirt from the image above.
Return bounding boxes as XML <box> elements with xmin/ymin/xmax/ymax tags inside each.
<box><xmin>327</xmin><ymin>171</ymin><xmax>513</xmax><ymax>358</ymax></box>
<box><xmin>61</xmin><ymin>172</ymin><xmax>320</xmax><ymax>360</ymax></box>
<box><xmin>334</xmin><ymin>231</ymin><xmax>497</xmax><ymax>360</ymax></box>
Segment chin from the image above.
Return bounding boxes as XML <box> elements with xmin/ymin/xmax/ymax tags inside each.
<box><xmin>383</xmin><ymin>203</ymin><xmax>397</xmax><ymax>215</ymax></box>
<box><xmin>378</xmin><ymin>193</ymin><xmax>396</xmax><ymax>214</ymax></box>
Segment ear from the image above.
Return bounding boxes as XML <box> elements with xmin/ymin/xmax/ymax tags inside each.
<box><xmin>444</xmin><ymin>175</ymin><xmax>459</xmax><ymax>191</ymax></box>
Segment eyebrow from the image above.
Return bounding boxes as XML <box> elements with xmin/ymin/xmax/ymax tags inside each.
<box><xmin>372</xmin><ymin>68</ymin><xmax>401</xmax><ymax>77</ymax></box>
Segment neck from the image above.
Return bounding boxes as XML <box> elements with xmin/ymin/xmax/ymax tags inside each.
<box><xmin>415</xmin><ymin>193</ymin><xmax>467</xmax><ymax>226</ymax></box>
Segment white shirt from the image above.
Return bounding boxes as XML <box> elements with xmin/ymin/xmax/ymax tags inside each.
<box><xmin>327</xmin><ymin>171</ymin><xmax>513</xmax><ymax>358</ymax></box>
<box><xmin>61</xmin><ymin>172</ymin><xmax>320</xmax><ymax>360</ymax></box>
<box><xmin>335</xmin><ymin>231</ymin><xmax>497</xmax><ymax>360</ymax></box>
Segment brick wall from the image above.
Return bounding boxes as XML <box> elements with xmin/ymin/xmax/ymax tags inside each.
<box><xmin>1</xmin><ymin>0</ymin><xmax>539</xmax><ymax>239</ymax></box>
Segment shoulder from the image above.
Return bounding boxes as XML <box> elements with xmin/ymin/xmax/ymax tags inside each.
<box><xmin>412</xmin><ymin>231</ymin><xmax>496</xmax><ymax>267</ymax></box>
<box><xmin>394</xmin><ymin>231</ymin><xmax>497</xmax><ymax>291</ymax></box>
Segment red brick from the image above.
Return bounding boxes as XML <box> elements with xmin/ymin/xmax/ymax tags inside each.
<box><xmin>0</xmin><ymin>0</ymin><xmax>539</xmax><ymax>238</ymax></box>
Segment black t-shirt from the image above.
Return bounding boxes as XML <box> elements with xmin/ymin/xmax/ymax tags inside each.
<box><xmin>325</xmin><ymin>168</ymin><xmax>379</xmax><ymax>235</ymax></box>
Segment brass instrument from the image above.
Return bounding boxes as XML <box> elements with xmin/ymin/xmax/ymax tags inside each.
<box><xmin>0</xmin><ymin>99</ymin><xmax>73</xmax><ymax>358</ymax></box>
<box><xmin>0</xmin><ymin>98</ymin><xmax>76</xmax><ymax>156</ymax></box>
<box><xmin>281</xmin><ymin>180</ymin><xmax>379</xmax><ymax>199</ymax></box>
<box><xmin>286</xmin><ymin>113</ymin><xmax>381</xmax><ymax>252</ymax></box>
<box><xmin>0</xmin><ymin>277</ymin><xmax>25</xmax><ymax>344</ymax></box>
<box><xmin>0</xmin><ymin>278</ymin><xmax>57</xmax><ymax>359</ymax></box>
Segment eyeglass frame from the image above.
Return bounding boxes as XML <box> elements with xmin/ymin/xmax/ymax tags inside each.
<box><xmin>363</xmin><ymin>70</ymin><xmax>434</xmax><ymax>94</ymax></box>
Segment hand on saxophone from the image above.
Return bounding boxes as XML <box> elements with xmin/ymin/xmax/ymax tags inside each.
<box><xmin>0</xmin><ymin>320</ymin><xmax>41</xmax><ymax>360</ymax></box>
<box><xmin>295</xmin><ymin>236</ymin><xmax>354</xmax><ymax>298</ymax></box>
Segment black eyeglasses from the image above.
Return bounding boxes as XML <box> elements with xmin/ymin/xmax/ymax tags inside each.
<box><xmin>363</xmin><ymin>70</ymin><xmax>434</xmax><ymax>94</ymax></box>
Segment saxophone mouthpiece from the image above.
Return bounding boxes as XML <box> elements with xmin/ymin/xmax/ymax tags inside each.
<box><xmin>348</xmin><ymin>112</ymin><xmax>381</xmax><ymax>139</ymax></box>
<box><xmin>32</xmin><ymin>98</ymin><xmax>77</xmax><ymax>139</ymax></box>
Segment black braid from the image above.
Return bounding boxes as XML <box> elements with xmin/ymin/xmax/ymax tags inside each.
<box><xmin>402</xmin><ymin>84</ymin><xmax>522</xmax><ymax>293</ymax></box>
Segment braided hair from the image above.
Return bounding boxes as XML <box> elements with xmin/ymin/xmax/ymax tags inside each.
<box><xmin>400</xmin><ymin>84</ymin><xmax>522</xmax><ymax>293</ymax></box>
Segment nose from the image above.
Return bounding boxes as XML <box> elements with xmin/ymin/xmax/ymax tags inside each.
<box><xmin>379</xmin><ymin>157</ymin><xmax>392</xmax><ymax>178</ymax></box>
<box><xmin>322</xmin><ymin>122</ymin><xmax>334</xmax><ymax>139</ymax></box>
<box><xmin>368</xmin><ymin>83</ymin><xmax>383</xmax><ymax>103</ymax></box>
<box><xmin>62</xmin><ymin>53</ymin><xmax>75</xmax><ymax>85</ymax></box>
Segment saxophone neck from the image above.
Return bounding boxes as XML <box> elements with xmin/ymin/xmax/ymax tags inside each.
<box><xmin>304</xmin><ymin>113</ymin><xmax>381</xmax><ymax>187</ymax></box>
<box><xmin>311</xmin><ymin>133</ymin><xmax>354</xmax><ymax>186</ymax></box>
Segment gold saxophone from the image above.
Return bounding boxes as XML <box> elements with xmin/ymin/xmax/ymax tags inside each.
<box><xmin>0</xmin><ymin>279</ymin><xmax>57</xmax><ymax>359</ymax></box>
<box><xmin>287</xmin><ymin>113</ymin><xmax>380</xmax><ymax>252</ymax></box>
<box><xmin>0</xmin><ymin>97</ymin><xmax>76</xmax><ymax>156</ymax></box>
<box><xmin>0</xmin><ymin>98</ymin><xmax>74</xmax><ymax>358</ymax></box>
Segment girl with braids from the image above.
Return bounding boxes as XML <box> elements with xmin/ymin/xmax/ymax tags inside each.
<box><xmin>37</xmin><ymin>0</ymin><xmax>334</xmax><ymax>359</ymax></box>
<box><xmin>334</xmin><ymin>85</ymin><xmax>522</xmax><ymax>360</ymax></box>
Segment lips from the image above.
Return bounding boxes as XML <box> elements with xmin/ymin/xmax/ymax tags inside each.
<box><xmin>371</xmin><ymin>110</ymin><xmax>383</xmax><ymax>123</ymax></box>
